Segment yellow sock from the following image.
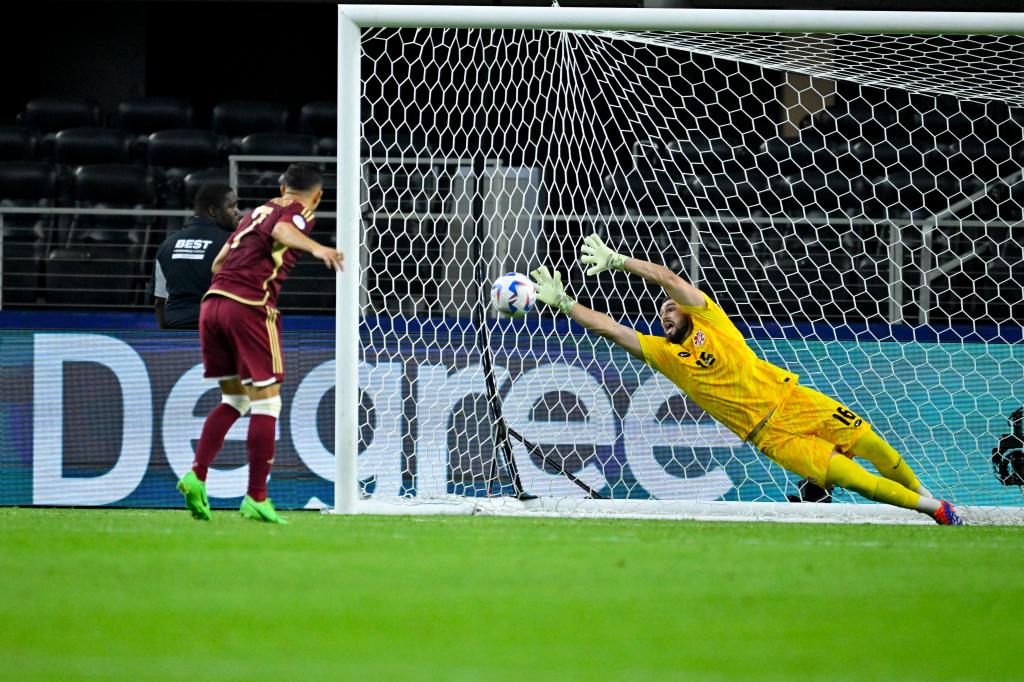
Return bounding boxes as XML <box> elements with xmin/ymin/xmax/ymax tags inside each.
<box><xmin>847</xmin><ymin>431</ymin><xmax>924</xmax><ymax>494</ymax></box>
<box><xmin>824</xmin><ymin>454</ymin><xmax>922</xmax><ymax>511</ymax></box>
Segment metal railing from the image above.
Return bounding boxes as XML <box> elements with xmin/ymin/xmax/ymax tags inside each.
<box><xmin>2</xmin><ymin>154</ymin><xmax>1020</xmax><ymax>326</ymax></box>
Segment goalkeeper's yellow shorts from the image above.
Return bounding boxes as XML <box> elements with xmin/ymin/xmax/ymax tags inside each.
<box><xmin>749</xmin><ymin>384</ymin><xmax>873</xmax><ymax>485</ymax></box>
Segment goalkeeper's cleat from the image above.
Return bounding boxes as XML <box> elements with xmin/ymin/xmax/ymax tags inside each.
<box><xmin>933</xmin><ymin>500</ymin><xmax>963</xmax><ymax>526</ymax></box>
<box><xmin>177</xmin><ymin>470</ymin><xmax>212</xmax><ymax>521</ymax></box>
<box><xmin>240</xmin><ymin>495</ymin><xmax>288</xmax><ymax>524</ymax></box>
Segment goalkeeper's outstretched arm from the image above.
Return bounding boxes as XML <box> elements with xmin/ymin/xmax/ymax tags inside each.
<box><xmin>581</xmin><ymin>233</ymin><xmax>705</xmax><ymax>307</ymax></box>
<box><xmin>531</xmin><ymin>266</ymin><xmax>643</xmax><ymax>360</ymax></box>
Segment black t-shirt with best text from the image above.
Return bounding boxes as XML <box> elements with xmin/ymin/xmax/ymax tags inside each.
<box><xmin>152</xmin><ymin>218</ymin><xmax>230</xmax><ymax>328</ymax></box>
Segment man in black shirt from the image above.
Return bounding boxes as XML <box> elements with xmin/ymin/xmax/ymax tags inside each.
<box><xmin>152</xmin><ymin>184</ymin><xmax>239</xmax><ymax>329</ymax></box>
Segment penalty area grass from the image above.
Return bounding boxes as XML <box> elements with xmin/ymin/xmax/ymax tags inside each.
<box><xmin>0</xmin><ymin>508</ymin><xmax>1021</xmax><ymax>681</ymax></box>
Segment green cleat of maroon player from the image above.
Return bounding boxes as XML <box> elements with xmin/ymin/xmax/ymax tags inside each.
<box><xmin>177</xmin><ymin>470</ymin><xmax>212</xmax><ymax>521</ymax></box>
<box><xmin>239</xmin><ymin>495</ymin><xmax>288</xmax><ymax>524</ymax></box>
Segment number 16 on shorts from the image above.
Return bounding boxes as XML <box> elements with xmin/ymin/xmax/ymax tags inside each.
<box><xmin>832</xmin><ymin>405</ymin><xmax>863</xmax><ymax>428</ymax></box>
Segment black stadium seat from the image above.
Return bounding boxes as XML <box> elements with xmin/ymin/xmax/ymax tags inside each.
<box><xmin>70</xmin><ymin>164</ymin><xmax>156</xmax><ymax>245</ymax></box>
<box><xmin>46</xmin><ymin>246</ymin><xmax>137</xmax><ymax>307</ymax></box>
<box><xmin>54</xmin><ymin>128</ymin><xmax>131</xmax><ymax>167</ymax></box>
<box><xmin>146</xmin><ymin>129</ymin><xmax>221</xmax><ymax>170</ymax></box>
<box><xmin>0</xmin><ymin>126</ymin><xmax>38</xmax><ymax>161</ymax></box>
<box><xmin>118</xmin><ymin>98</ymin><xmax>196</xmax><ymax>160</ymax></box>
<box><xmin>212</xmin><ymin>101</ymin><xmax>288</xmax><ymax>140</ymax></box>
<box><xmin>73</xmin><ymin>164</ymin><xmax>155</xmax><ymax>210</ymax></box>
<box><xmin>153</xmin><ymin>167</ymin><xmax>232</xmax><ymax>241</ymax></box>
<box><xmin>759</xmin><ymin>133</ymin><xmax>838</xmax><ymax>176</ymax></box>
<box><xmin>0</xmin><ymin>161</ymin><xmax>57</xmax><ymax>200</ymax></box>
<box><xmin>146</xmin><ymin>130</ymin><xmax>223</xmax><ymax>202</ymax></box>
<box><xmin>183</xmin><ymin>168</ymin><xmax>231</xmax><ymax>206</ymax></box>
<box><xmin>666</xmin><ymin>137</ymin><xmax>752</xmax><ymax>177</ymax></box>
<box><xmin>116</xmin><ymin>98</ymin><xmax>194</xmax><ymax>135</ymax></box>
<box><xmin>0</xmin><ymin>162</ymin><xmax>58</xmax><ymax>304</ymax></box>
<box><xmin>300</xmin><ymin>101</ymin><xmax>337</xmax><ymax>137</ymax></box>
<box><xmin>240</xmin><ymin>133</ymin><xmax>319</xmax><ymax>157</ymax></box>
<box><xmin>54</xmin><ymin>164</ymin><xmax>156</xmax><ymax>306</ymax></box>
<box><xmin>19</xmin><ymin>98</ymin><xmax>103</xmax><ymax>133</ymax></box>
<box><xmin>316</xmin><ymin>137</ymin><xmax>337</xmax><ymax>157</ymax></box>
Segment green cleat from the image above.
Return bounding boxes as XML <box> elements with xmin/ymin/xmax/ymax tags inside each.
<box><xmin>239</xmin><ymin>495</ymin><xmax>288</xmax><ymax>524</ymax></box>
<box><xmin>177</xmin><ymin>471</ymin><xmax>211</xmax><ymax>521</ymax></box>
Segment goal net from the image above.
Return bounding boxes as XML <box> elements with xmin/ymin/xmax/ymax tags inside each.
<box><xmin>337</xmin><ymin>7</ymin><xmax>1024</xmax><ymax>524</ymax></box>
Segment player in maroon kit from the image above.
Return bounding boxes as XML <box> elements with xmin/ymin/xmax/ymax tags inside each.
<box><xmin>177</xmin><ymin>163</ymin><xmax>343</xmax><ymax>523</ymax></box>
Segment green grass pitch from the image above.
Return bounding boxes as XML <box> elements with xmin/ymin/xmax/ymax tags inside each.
<box><xmin>1</xmin><ymin>508</ymin><xmax>1021</xmax><ymax>681</ymax></box>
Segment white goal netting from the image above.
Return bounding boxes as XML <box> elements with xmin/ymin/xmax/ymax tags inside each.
<box><xmin>351</xmin><ymin>23</ymin><xmax>1024</xmax><ymax>523</ymax></box>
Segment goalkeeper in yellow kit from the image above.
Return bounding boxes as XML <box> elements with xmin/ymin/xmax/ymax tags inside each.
<box><xmin>531</xmin><ymin>234</ymin><xmax>962</xmax><ymax>525</ymax></box>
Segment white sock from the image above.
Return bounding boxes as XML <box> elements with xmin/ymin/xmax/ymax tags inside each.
<box><xmin>915</xmin><ymin>496</ymin><xmax>941</xmax><ymax>515</ymax></box>
<box><xmin>916</xmin><ymin>483</ymin><xmax>933</xmax><ymax>498</ymax></box>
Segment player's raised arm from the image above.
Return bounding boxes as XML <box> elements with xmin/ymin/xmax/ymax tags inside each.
<box><xmin>270</xmin><ymin>221</ymin><xmax>345</xmax><ymax>271</ymax></box>
<box><xmin>531</xmin><ymin>266</ymin><xmax>643</xmax><ymax>360</ymax></box>
<box><xmin>580</xmin><ymin>233</ymin><xmax>705</xmax><ymax>308</ymax></box>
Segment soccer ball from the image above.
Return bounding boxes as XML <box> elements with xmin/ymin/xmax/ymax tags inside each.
<box><xmin>491</xmin><ymin>272</ymin><xmax>536</xmax><ymax>318</ymax></box>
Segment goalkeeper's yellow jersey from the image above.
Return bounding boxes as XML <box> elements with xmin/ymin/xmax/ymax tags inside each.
<box><xmin>636</xmin><ymin>293</ymin><xmax>798</xmax><ymax>440</ymax></box>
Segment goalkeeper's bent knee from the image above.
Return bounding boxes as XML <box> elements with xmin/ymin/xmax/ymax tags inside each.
<box><xmin>848</xmin><ymin>431</ymin><xmax>923</xmax><ymax>493</ymax></box>
<box><xmin>824</xmin><ymin>454</ymin><xmax>921</xmax><ymax>511</ymax></box>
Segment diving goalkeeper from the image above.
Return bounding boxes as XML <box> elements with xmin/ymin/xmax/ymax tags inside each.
<box><xmin>531</xmin><ymin>234</ymin><xmax>962</xmax><ymax>525</ymax></box>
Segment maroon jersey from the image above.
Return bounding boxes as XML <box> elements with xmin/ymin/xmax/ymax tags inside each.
<box><xmin>206</xmin><ymin>197</ymin><xmax>316</xmax><ymax>307</ymax></box>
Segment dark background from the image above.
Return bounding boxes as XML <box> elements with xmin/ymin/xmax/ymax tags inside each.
<box><xmin>5</xmin><ymin>0</ymin><xmax>1020</xmax><ymax>126</ymax></box>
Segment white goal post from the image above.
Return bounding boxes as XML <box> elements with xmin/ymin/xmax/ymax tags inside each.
<box><xmin>333</xmin><ymin>5</ymin><xmax>1024</xmax><ymax>524</ymax></box>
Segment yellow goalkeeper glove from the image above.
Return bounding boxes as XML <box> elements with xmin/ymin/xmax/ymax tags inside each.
<box><xmin>531</xmin><ymin>266</ymin><xmax>575</xmax><ymax>315</ymax></box>
<box><xmin>580</xmin><ymin>233</ymin><xmax>627</xmax><ymax>276</ymax></box>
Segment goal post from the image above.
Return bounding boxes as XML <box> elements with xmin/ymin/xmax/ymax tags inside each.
<box><xmin>334</xmin><ymin>5</ymin><xmax>1024</xmax><ymax>524</ymax></box>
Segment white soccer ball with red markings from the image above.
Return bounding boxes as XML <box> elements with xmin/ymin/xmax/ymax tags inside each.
<box><xmin>491</xmin><ymin>272</ymin><xmax>537</xmax><ymax>318</ymax></box>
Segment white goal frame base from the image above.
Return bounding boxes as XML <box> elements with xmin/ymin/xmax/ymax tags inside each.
<box><xmin>323</xmin><ymin>498</ymin><xmax>1024</xmax><ymax>526</ymax></box>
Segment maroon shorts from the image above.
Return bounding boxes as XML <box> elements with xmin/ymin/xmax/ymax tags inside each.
<box><xmin>200</xmin><ymin>295</ymin><xmax>284</xmax><ymax>387</ymax></box>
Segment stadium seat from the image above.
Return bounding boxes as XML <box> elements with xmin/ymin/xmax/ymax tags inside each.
<box><xmin>116</xmin><ymin>98</ymin><xmax>194</xmax><ymax>135</ymax></box>
<box><xmin>117</xmin><ymin>98</ymin><xmax>196</xmax><ymax>160</ymax></box>
<box><xmin>155</xmin><ymin>167</ymin><xmax>233</xmax><ymax>238</ymax></box>
<box><xmin>19</xmin><ymin>98</ymin><xmax>103</xmax><ymax>133</ymax></box>
<box><xmin>0</xmin><ymin>126</ymin><xmax>38</xmax><ymax>161</ymax></box>
<box><xmin>70</xmin><ymin>164</ymin><xmax>155</xmax><ymax>246</ymax></box>
<box><xmin>183</xmin><ymin>168</ymin><xmax>231</xmax><ymax>206</ymax></box>
<box><xmin>317</xmin><ymin>137</ymin><xmax>337</xmax><ymax>156</ymax></box>
<box><xmin>46</xmin><ymin>246</ymin><xmax>137</xmax><ymax>307</ymax></box>
<box><xmin>759</xmin><ymin>133</ymin><xmax>836</xmax><ymax>176</ymax></box>
<box><xmin>0</xmin><ymin>161</ymin><xmax>59</xmax><ymax>233</ymax></box>
<box><xmin>784</xmin><ymin>170</ymin><xmax>866</xmax><ymax>215</ymax></box>
<box><xmin>146</xmin><ymin>129</ymin><xmax>222</xmax><ymax>171</ymax></box>
<box><xmin>146</xmin><ymin>130</ymin><xmax>223</xmax><ymax>203</ymax></box>
<box><xmin>62</xmin><ymin>165</ymin><xmax>155</xmax><ymax>304</ymax></box>
<box><xmin>809</xmin><ymin>97</ymin><xmax>910</xmax><ymax>143</ymax></box>
<box><xmin>666</xmin><ymin>137</ymin><xmax>752</xmax><ymax>177</ymax></box>
<box><xmin>240</xmin><ymin>133</ymin><xmax>319</xmax><ymax>157</ymax></box>
<box><xmin>941</xmin><ymin>138</ymin><xmax>1014</xmax><ymax>179</ymax></box>
<box><xmin>870</xmin><ymin>172</ymin><xmax>974</xmax><ymax>215</ymax></box>
<box><xmin>913</xmin><ymin>96</ymin><xmax>997</xmax><ymax>141</ymax></box>
<box><xmin>212</xmin><ymin>101</ymin><xmax>289</xmax><ymax>140</ymax></box>
<box><xmin>0</xmin><ymin>162</ymin><xmax>58</xmax><ymax>305</ymax></box>
<box><xmin>54</xmin><ymin>128</ymin><xmax>131</xmax><ymax>167</ymax></box>
<box><xmin>73</xmin><ymin>164</ymin><xmax>155</xmax><ymax>207</ymax></box>
<box><xmin>300</xmin><ymin>101</ymin><xmax>337</xmax><ymax>137</ymax></box>
<box><xmin>847</xmin><ymin>139</ymin><xmax>927</xmax><ymax>177</ymax></box>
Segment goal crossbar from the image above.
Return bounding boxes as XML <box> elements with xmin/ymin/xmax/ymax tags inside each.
<box><xmin>339</xmin><ymin>5</ymin><xmax>1024</xmax><ymax>35</ymax></box>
